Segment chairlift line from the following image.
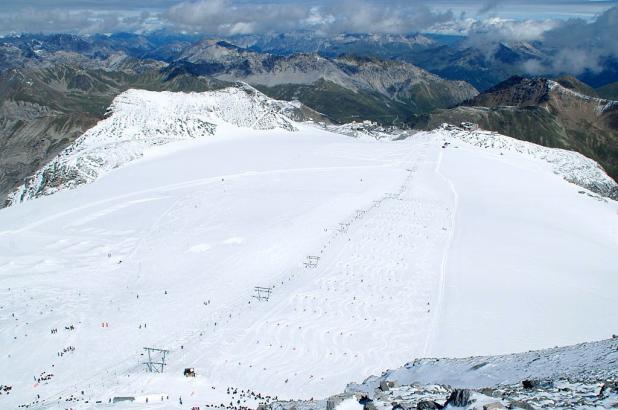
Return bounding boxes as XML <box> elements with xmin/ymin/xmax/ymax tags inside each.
<box><xmin>253</xmin><ymin>286</ymin><xmax>273</xmax><ymax>301</ymax></box>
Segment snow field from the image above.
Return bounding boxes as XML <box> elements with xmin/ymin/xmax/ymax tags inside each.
<box><xmin>1</xmin><ymin>128</ymin><xmax>451</xmax><ymax>408</ymax></box>
<box><xmin>0</xmin><ymin>119</ymin><xmax>617</xmax><ymax>409</ymax></box>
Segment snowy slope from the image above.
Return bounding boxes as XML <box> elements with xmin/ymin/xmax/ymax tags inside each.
<box><xmin>441</xmin><ymin>124</ymin><xmax>618</xmax><ymax>199</ymax></box>
<box><xmin>0</xmin><ymin>89</ymin><xmax>617</xmax><ymax>410</ymax></box>
<box><xmin>7</xmin><ymin>85</ymin><xmax>300</xmax><ymax>205</ymax></box>
<box><xmin>426</xmin><ymin>127</ymin><xmax>618</xmax><ymax>358</ymax></box>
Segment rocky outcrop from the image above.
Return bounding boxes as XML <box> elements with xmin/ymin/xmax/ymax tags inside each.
<box><xmin>445</xmin><ymin>389</ymin><xmax>472</xmax><ymax>407</ymax></box>
<box><xmin>416</xmin><ymin>400</ymin><xmax>443</xmax><ymax>409</ymax></box>
<box><xmin>264</xmin><ymin>377</ymin><xmax>618</xmax><ymax>410</ymax></box>
<box><xmin>463</xmin><ymin>76</ymin><xmax>551</xmax><ymax>107</ymax></box>
<box><xmin>261</xmin><ymin>338</ymin><xmax>618</xmax><ymax>410</ymax></box>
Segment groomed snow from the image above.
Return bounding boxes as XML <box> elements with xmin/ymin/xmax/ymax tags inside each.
<box><xmin>0</xmin><ymin>90</ymin><xmax>617</xmax><ymax>410</ymax></box>
<box><xmin>428</xmin><ymin>130</ymin><xmax>618</xmax><ymax>358</ymax></box>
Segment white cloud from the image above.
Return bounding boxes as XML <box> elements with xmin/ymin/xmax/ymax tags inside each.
<box><xmin>160</xmin><ymin>0</ymin><xmax>455</xmax><ymax>35</ymax></box>
<box><xmin>0</xmin><ymin>8</ymin><xmax>157</xmax><ymax>34</ymax></box>
<box><xmin>520</xmin><ymin>6</ymin><xmax>618</xmax><ymax>75</ymax></box>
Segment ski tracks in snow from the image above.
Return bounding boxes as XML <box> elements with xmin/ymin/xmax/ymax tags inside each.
<box><xmin>10</xmin><ymin>136</ymin><xmax>458</xmax><ymax>407</ymax></box>
<box><xmin>172</xmin><ymin>138</ymin><xmax>458</xmax><ymax>398</ymax></box>
<box><xmin>423</xmin><ymin>148</ymin><xmax>458</xmax><ymax>357</ymax></box>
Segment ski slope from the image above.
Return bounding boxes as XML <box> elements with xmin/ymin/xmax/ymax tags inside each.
<box><xmin>0</xmin><ymin>91</ymin><xmax>617</xmax><ymax>410</ymax></box>
<box><xmin>429</xmin><ymin>131</ymin><xmax>618</xmax><ymax>358</ymax></box>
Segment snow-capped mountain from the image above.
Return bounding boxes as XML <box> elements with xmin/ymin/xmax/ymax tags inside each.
<box><xmin>0</xmin><ymin>36</ymin><xmax>479</xmax><ymax>206</ymax></box>
<box><xmin>1</xmin><ymin>88</ymin><xmax>617</xmax><ymax>410</ymax></box>
<box><xmin>7</xmin><ymin>85</ymin><xmax>312</xmax><ymax>204</ymax></box>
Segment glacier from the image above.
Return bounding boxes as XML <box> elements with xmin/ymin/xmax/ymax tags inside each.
<box><xmin>0</xmin><ymin>86</ymin><xmax>617</xmax><ymax>410</ymax></box>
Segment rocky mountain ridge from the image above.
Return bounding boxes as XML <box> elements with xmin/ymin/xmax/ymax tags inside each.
<box><xmin>169</xmin><ymin>40</ymin><xmax>479</xmax><ymax>122</ymax></box>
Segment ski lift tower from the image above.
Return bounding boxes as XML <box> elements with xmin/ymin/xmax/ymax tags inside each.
<box><xmin>143</xmin><ymin>347</ymin><xmax>169</xmax><ymax>373</ymax></box>
<box><xmin>253</xmin><ymin>286</ymin><xmax>273</xmax><ymax>301</ymax></box>
<box><xmin>304</xmin><ymin>256</ymin><xmax>320</xmax><ymax>268</ymax></box>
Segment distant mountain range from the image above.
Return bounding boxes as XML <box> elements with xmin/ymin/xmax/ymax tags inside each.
<box><xmin>222</xmin><ymin>31</ymin><xmax>618</xmax><ymax>92</ymax></box>
<box><xmin>3</xmin><ymin>31</ymin><xmax>618</xmax><ymax>91</ymax></box>
<box><xmin>168</xmin><ymin>39</ymin><xmax>478</xmax><ymax>123</ymax></box>
<box><xmin>226</xmin><ymin>32</ymin><xmax>531</xmax><ymax>91</ymax></box>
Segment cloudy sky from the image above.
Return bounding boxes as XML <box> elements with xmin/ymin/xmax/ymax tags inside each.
<box><xmin>0</xmin><ymin>0</ymin><xmax>616</xmax><ymax>36</ymax></box>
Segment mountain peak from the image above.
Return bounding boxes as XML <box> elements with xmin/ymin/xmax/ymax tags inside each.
<box><xmin>7</xmin><ymin>85</ymin><xmax>309</xmax><ymax>205</ymax></box>
<box><xmin>466</xmin><ymin>76</ymin><xmax>551</xmax><ymax>107</ymax></box>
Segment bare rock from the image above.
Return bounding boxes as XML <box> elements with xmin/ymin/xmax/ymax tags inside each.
<box><xmin>416</xmin><ymin>400</ymin><xmax>444</xmax><ymax>410</ymax></box>
<box><xmin>445</xmin><ymin>389</ymin><xmax>472</xmax><ymax>407</ymax></box>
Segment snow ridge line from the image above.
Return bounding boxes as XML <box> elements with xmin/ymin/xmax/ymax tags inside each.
<box><xmin>423</xmin><ymin>149</ymin><xmax>458</xmax><ymax>357</ymax></box>
<box><xmin>438</xmin><ymin>125</ymin><xmax>618</xmax><ymax>200</ymax></box>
